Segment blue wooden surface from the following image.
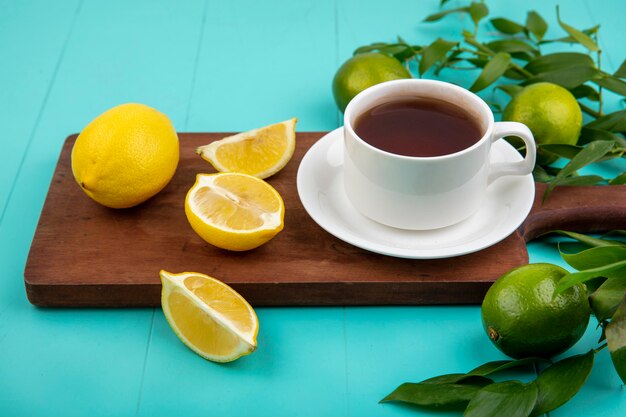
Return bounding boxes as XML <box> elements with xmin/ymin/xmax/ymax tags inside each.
<box><xmin>0</xmin><ymin>0</ymin><xmax>624</xmax><ymax>416</ymax></box>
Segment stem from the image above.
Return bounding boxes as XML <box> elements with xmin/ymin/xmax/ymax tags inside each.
<box><xmin>458</xmin><ymin>47</ymin><xmax>491</xmax><ymax>58</ymax></box>
<box><xmin>510</xmin><ymin>63</ymin><xmax>534</xmax><ymax>79</ymax></box>
<box><xmin>595</xmin><ymin>31</ymin><xmax>604</xmax><ymax>117</ymax></box>
<box><xmin>446</xmin><ymin>65</ymin><xmax>485</xmax><ymax>70</ymax></box>
<box><xmin>598</xmin><ymin>50</ymin><xmax>604</xmax><ymax>116</ymax></box>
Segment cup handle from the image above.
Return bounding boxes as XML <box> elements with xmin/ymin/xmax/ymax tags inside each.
<box><xmin>488</xmin><ymin>121</ymin><xmax>536</xmax><ymax>184</ymax></box>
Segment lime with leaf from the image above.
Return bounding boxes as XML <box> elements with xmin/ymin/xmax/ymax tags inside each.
<box><xmin>481</xmin><ymin>263</ymin><xmax>590</xmax><ymax>359</ymax></box>
<box><xmin>382</xmin><ymin>231</ymin><xmax>626</xmax><ymax>417</ymax></box>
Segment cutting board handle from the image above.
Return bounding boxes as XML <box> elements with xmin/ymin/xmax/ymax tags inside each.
<box><xmin>520</xmin><ymin>183</ymin><xmax>626</xmax><ymax>242</ymax></box>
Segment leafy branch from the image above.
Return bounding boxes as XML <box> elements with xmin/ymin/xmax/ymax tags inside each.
<box><xmin>354</xmin><ymin>1</ymin><xmax>625</xmax><ymax>200</ymax></box>
<box><xmin>382</xmin><ymin>231</ymin><xmax>626</xmax><ymax>416</ymax></box>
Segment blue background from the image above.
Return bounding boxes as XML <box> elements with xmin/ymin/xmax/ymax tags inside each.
<box><xmin>0</xmin><ymin>0</ymin><xmax>624</xmax><ymax>416</ymax></box>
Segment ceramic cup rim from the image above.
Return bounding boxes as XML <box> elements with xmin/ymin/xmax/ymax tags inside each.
<box><xmin>343</xmin><ymin>78</ymin><xmax>495</xmax><ymax>161</ymax></box>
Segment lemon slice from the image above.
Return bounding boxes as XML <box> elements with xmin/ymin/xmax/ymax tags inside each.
<box><xmin>185</xmin><ymin>172</ymin><xmax>284</xmax><ymax>251</ymax></box>
<box><xmin>196</xmin><ymin>118</ymin><xmax>297</xmax><ymax>179</ymax></box>
<box><xmin>160</xmin><ymin>270</ymin><xmax>258</xmax><ymax>362</ymax></box>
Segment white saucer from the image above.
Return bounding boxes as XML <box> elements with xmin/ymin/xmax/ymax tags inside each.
<box><xmin>296</xmin><ymin>128</ymin><xmax>535</xmax><ymax>259</ymax></box>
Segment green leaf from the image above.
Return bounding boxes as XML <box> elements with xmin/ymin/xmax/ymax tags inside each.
<box><xmin>548</xmin><ymin>230</ymin><xmax>625</xmax><ymax>248</ymax></box>
<box><xmin>594</xmin><ymin>74</ymin><xmax>626</xmax><ymax>97</ymax></box>
<box><xmin>440</xmin><ymin>0</ymin><xmax>453</xmax><ymax>6</ymax></box>
<box><xmin>394</xmin><ymin>36</ymin><xmax>422</xmax><ymax>61</ymax></box>
<box><xmin>469</xmin><ymin>2</ymin><xmax>489</xmax><ymax>26</ymax></box>
<box><xmin>495</xmin><ymin>84</ymin><xmax>523</xmax><ymax>98</ymax></box>
<box><xmin>419</xmin><ymin>374</ymin><xmax>494</xmax><ymax>386</ymax></box>
<box><xmin>606</xmin><ymin>296</ymin><xmax>626</xmax><ymax>384</ymax></box>
<box><xmin>531</xmin><ymin>351</ymin><xmax>594</xmax><ymax>416</ymax></box>
<box><xmin>526</xmin><ymin>11</ymin><xmax>548</xmax><ymax>42</ymax></box>
<box><xmin>615</xmin><ymin>59</ymin><xmax>626</xmax><ymax>78</ymax></box>
<box><xmin>603</xmin><ymin>149</ymin><xmax>624</xmax><ymax>162</ymax></box>
<box><xmin>533</xmin><ymin>165</ymin><xmax>554</xmax><ymax>182</ymax></box>
<box><xmin>609</xmin><ymin>172</ymin><xmax>626</xmax><ymax>185</ymax></box>
<box><xmin>524</xmin><ymin>52</ymin><xmax>595</xmax><ymax>75</ymax></box>
<box><xmin>544</xmin><ymin>140</ymin><xmax>616</xmax><ymax>200</ymax></box>
<box><xmin>354</xmin><ymin>42</ymin><xmax>391</xmax><ymax>55</ymax></box>
<box><xmin>570</xmin><ymin>85</ymin><xmax>600</xmax><ymax>101</ymax></box>
<box><xmin>354</xmin><ymin>42</ymin><xmax>421</xmax><ymax>61</ymax></box>
<box><xmin>550</xmin><ymin>232</ymin><xmax>592</xmax><ymax>247</ymax></box>
<box><xmin>584</xmin><ymin>276</ymin><xmax>608</xmax><ymax>294</ymax></box>
<box><xmin>466</xmin><ymin>358</ymin><xmax>548</xmax><ymax>378</ymax></box>
<box><xmin>378</xmin><ymin>45</ymin><xmax>410</xmax><ymax>58</ymax></box>
<box><xmin>557</xmin><ymin>242</ymin><xmax>606</xmax><ymax>256</ymax></box>
<box><xmin>486</xmin><ymin>40</ymin><xmax>538</xmax><ymax>56</ymax></box>
<box><xmin>435</xmin><ymin>49</ymin><xmax>463</xmax><ymax>75</ymax></box>
<box><xmin>424</xmin><ymin>7</ymin><xmax>469</xmax><ymax>22</ymax></box>
<box><xmin>491</xmin><ymin>18</ymin><xmax>525</xmax><ymax>34</ymax></box>
<box><xmin>470</xmin><ymin>52</ymin><xmax>511</xmax><ymax>92</ymax></box>
<box><xmin>556</xmin><ymin>260</ymin><xmax>626</xmax><ymax>293</ymax></box>
<box><xmin>463</xmin><ymin>381</ymin><xmax>538</xmax><ymax>417</ymax></box>
<box><xmin>556</xmin><ymin>6</ymin><xmax>600</xmax><ymax>52</ymax></box>
<box><xmin>543</xmin><ymin>165</ymin><xmax>563</xmax><ymax>176</ymax></box>
<box><xmin>486</xmin><ymin>100</ymin><xmax>502</xmax><ymax>112</ymax></box>
<box><xmin>603</xmin><ymin>230</ymin><xmax>626</xmax><ymax>238</ymax></box>
<box><xmin>579</xmin><ymin>127</ymin><xmax>626</xmax><ymax>147</ymax></box>
<box><xmin>585</xmin><ymin>110</ymin><xmax>626</xmax><ymax>133</ymax></box>
<box><xmin>590</xmin><ymin>275</ymin><xmax>626</xmax><ymax>320</ymax></box>
<box><xmin>523</xmin><ymin>66</ymin><xmax>600</xmax><ymax>90</ymax></box>
<box><xmin>608</xmin><ymin>345</ymin><xmax>626</xmax><ymax>385</ymax></box>
<box><xmin>539</xmin><ymin>143</ymin><xmax>614</xmax><ymax>163</ymax></box>
<box><xmin>386</xmin><ymin>46</ymin><xmax>419</xmax><ymax>61</ymax></box>
<box><xmin>557</xmin><ymin>175</ymin><xmax>605</xmax><ymax>187</ymax></box>
<box><xmin>419</xmin><ymin>38</ymin><xmax>458</xmax><ymax>76</ymax></box>
<box><xmin>560</xmin><ymin>245</ymin><xmax>626</xmax><ymax>270</ymax></box>
<box><xmin>503</xmin><ymin>68</ymin><xmax>528</xmax><ymax>80</ymax></box>
<box><xmin>381</xmin><ymin>374</ymin><xmax>493</xmax><ymax>407</ymax></box>
<box><xmin>540</xmin><ymin>142</ymin><xmax>621</xmax><ymax>165</ymax></box>
<box><xmin>539</xmin><ymin>144</ymin><xmax>583</xmax><ymax>160</ymax></box>
<box><xmin>541</xmin><ymin>25</ymin><xmax>600</xmax><ymax>45</ymax></box>
<box><xmin>466</xmin><ymin>57</ymin><xmax>489</xmax><ymax>68</ymax></box>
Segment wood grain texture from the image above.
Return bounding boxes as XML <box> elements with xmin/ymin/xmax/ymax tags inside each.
<box><xmin>24</xmin><ymin>132</ymin><xmax>626</xmax><ymax>307</ymax></box>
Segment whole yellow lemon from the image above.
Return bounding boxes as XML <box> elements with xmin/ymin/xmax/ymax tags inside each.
<box><xmin>71</xmin><ymin>103</ymin><xmax>179</xmax><ymax>208</ymax></box>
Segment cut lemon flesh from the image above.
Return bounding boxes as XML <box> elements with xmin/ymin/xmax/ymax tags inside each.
<box><xmin>196</xmin><ymin>118</ymin><xmax>297</xmax><ymax>179</ymax></box>
<box><xmin>160</xmin><ymin>270</ymin><xmax>258</xmax><ymax>362</ymax></box>
<box><xmin>185</xmin><ymin>172</ymin><xmax>284</xmax><ymax>251</ymax></box>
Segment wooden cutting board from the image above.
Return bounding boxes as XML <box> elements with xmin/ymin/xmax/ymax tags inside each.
<box><xmin>24</xmin><ymin>133</ymin><xmax>626</xmax><ymax>307</ymax></box>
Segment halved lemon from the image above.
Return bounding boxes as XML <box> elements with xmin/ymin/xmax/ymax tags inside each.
<box><xmin>160</xmin><ymin>270</ymin><xmax>259</xmax><ymax>363</ymax></box>
<box><xmin>196</xmin><ymin>118</ymin><xmax>297</xmax><ymax>179</ymax></box>
<box><xmin>184</xmin><ymin>172</ymin><xmax>284</xmax><ymax>251</ymax></box>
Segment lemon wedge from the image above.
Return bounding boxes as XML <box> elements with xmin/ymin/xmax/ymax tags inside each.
<box><xmin>196</xmin><ymin>118</ymin><xmax>297</xmax><ymax>179</ymax></box>
<box><xmin>184</xmin><ymin>172</ymin><xmax>284</xmax><ymax>251</ymax></box>
<box><xmin>160</xmin><ymin>270</ymin><xmax>258</xmax><ymax>362</ymax></box>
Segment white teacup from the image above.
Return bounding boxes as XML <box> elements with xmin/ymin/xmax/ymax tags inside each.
<box><xmin>343</xmin><ymin>79</ymin><xmax>536</xmax><ymax>230</ymax></box>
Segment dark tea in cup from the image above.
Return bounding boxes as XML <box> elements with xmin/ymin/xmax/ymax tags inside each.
<box><xmin>354</xmin><ymin>97</ymin><xmax>483</xmax><ymax>157</ymax></box>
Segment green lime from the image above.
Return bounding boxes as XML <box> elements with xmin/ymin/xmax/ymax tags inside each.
<box><xmin>502</xmin><ymin>82</ymin><xmax>582</xmax><ymax>165</ymax></box>
<box><xmin>481</xmin><ymin>263</ymin><xmax>590</xmax><ymax>359</ymax></box>
<box><xmin>332</xmin><ymin>52</ymin><xmax>411</xmax><ymax>112</ymax></box>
